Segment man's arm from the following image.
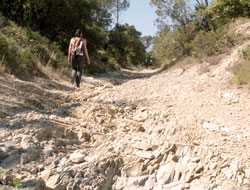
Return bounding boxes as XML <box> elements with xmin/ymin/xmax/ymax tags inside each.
<box><xmin>68</xmin><ymin>39</ymin><xmax>72</xmax><ymax>64</ymax></box>
<box><xmin>83</xmin><ymin>39</ymin><xmax>90</xmax><ymax>65</ymax></box>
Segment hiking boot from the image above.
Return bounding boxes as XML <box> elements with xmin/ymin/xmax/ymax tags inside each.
<box><xmin>71</xmin><ymin>75</ymin><xmax>75</xmax><ymax>85</ymax></box>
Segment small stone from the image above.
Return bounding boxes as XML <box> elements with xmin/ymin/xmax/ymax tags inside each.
<box><xmin>209</xmin><ymin>162</ymin><xmax>218</xmax><ymax>170</ymax></box>
<box><xmin>230</xmin><ymin>98</ymin><xmax>240</xmax><ymax>104</ymax></box>
<box><xmin>41</xmin><ymin>170</ymin><xmax>51</xmax><ymax>181</ymax></box>
<box><xmin>157</xmin><ymin>162</ymin><xmax>176</xmax><ymax>185</ymax></box>
<box><xmin>203</xmin><ymin>122</ymin><xmax>220</xmax><ymax>131</ymax></box>
<box><xmin>133</xmin><ymin>111</ymin><xmax>148</xmax><ymax>122</ymax></box>
<box><xmin>192</xmin><ymin>157</ymin><xmax>200</xmax><ymax>163</ymax></box>
<box><xmin>70</xmin><ymin>152</ymin><xmax>85</xmax><ymax>163</ymax></box>
<box><xmin>132</xmin><ymin>141</ymin><xmax>151</xmax><ymax>151</ymax></box>
<box><xmin>223</xmin><ymin>92</ymin><xmax>234</xmax><ymax>99</ymax></box>
<box><xmin>135</xmin><ymin>151</ymin><xmax>155</xmax><ymax>159</ymax></box>
<box><xmin>136</xmin><ymin>126</ymin><xmax>146</xmax><ymax>132</ymax></box>
<box><xmin>30</xmin><ymin>167</ymin><xmax>38</xmax><ymax>174</ymax></box>
<box><xmin>1</xmin><ymin>154</ymin><xmax>20</xmax><ymax>169</ymax></box>
<box><xmin>43</xmin><ymin>146</ymin><xmax>53</xmax><ymax>158</ymax></box>
<box><xmin>46</xmin><ymin>174</ymin><xmax>60</xmax><ymax>189</ymax></box>
<box><xmin>145</xmin><ymin>175</ymin><xmax>156</xmax><ymax>189</ymax></box>
<box><xmin>125</xmin><ymin>163</ymin><xmax>142</xmax><ymax>177</ymax></box>
<box><xmin>77</xmin><ymin>131</ymin><xmax>90</xmax><ymax>142</ymax></box>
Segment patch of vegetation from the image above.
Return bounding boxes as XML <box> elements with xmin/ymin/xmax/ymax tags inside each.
<box><xmin>231</xmin><ymin>61</ymin><xmax>250</xmax><ymax>86</ymax></box>
<box><xmin>0</xmin><ymin>13</ymin><xmax>131</xmax><ymax>76</ymax></box>
<box><xmin>0</xmin><ymin>32</ymin><xmax>8</xmax><ymax>58</ymax></box>
<box><xmin>231</xmin><ymin>46</ymin><xmax>250</xmax><ymax>87</ymax></box>
<box><xmin>0</xmin><ymin>1</ymin><xmax>151</xmax><ymax>70</ymax></box>
<box><xmin>191</xmin><ymin>28</ymin><xmax>234</xmax><ymax>57</ymax></box>
<box><xmin>0</xmin><ymin>14</ymin><xmax>69</xmax><ymax>76</ymax></box>
<box><xmin>84</xmin><ymin>53</ymin><xmax>120</xmax><ymax>74</ymax></box>
<box><xmin>0</xmin><ymin>172</ymin><xmax>22</xmax><ymax>188</ymax></box>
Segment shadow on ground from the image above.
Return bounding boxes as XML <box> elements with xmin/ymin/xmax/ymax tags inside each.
<box><xmin>93</xmin><ymin>61</ymin><xmax>177</xmax><ymax>86</ymax></box>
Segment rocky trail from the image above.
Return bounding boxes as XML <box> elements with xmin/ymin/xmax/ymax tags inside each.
<box><xmin>0</xmin><ymin>41</ymin><xmax>250</xmax><ymax>190</ymax></box>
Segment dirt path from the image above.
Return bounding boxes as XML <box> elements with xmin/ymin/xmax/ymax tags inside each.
<box><xmin>0</xmin><ymin>43</ymin><xmax>250</xmax><ymax>189</ymax></box>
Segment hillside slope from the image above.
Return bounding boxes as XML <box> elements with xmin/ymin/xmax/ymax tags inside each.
<box><xmin>0</xmin><ymin>23</ymin><xmax>250</xmax><ymax>189</ymax></box>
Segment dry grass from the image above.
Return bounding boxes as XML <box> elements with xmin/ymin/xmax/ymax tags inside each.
<box><xmin>0</xmin><ymin>56</ymin><xmax>6</xmax><ymax>73</ymax></box>
<box><xmin>171</xmin><ymin>57</ymin><xmax>199</xmax><ymax>71</ymax></box>
<box><xmin>226</xmin><ymin>18</ymin><xmax>250</xmax><ymax>45</ymax></box>
<box><xmin>204</xmin><ymin>54</ymin><xmax>224</xmax><ymax>66</ymax></box>
<box><xmin>230</xmin><ymin>60</ymin><xmax>250</xmax><ymax>87</ymax></box>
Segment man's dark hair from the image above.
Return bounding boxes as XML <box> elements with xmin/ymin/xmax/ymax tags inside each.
<box><xmin>74</xmin><ymin>29</ymin><xmax>81</xmax><ymax>37</ymax></box>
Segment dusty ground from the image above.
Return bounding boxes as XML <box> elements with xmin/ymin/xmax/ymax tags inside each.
<box><xmin>0</xmin><ymin>40</ymin><xmax>250</xmax><ymax>190</ymax></box>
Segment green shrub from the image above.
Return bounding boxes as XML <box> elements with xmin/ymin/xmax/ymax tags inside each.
<box><xmin>32</xmin><ymin>44</ymin><xmax>50</xmax><ymax>64</ymax></box>
<box><xmin>191</xmin><ymin>30</ymin><xmax>220</xmax><ymax>57</ymax></box>
<box><xmin>231</xmin><ymin>61</ymin><xmax>250</xmax><ymax>86</ymax></box>
<box><xmin>0</xmin><ymin>32</ymin><xmax>8</xmax><ymax>58</ymax></box>
<box><xmin>208</xmin><ymin>0</ymin><xmax>249</xmax><ymax>27</ymax></box>
<box><xmin>231</xmin><ymin>46</ymin><xmax>250</xmax><ymax>86</ymax></box>
<box><xmin>243</xmin><ymin>46</ymin><xmax>250</xmax><ymax>61</ymax></box>
<box><xmin>18</xmin><ymin>48</ymin><xmax>32</xmax><ymax>61</ymax></box>
<box><xmin>191</xmin><ymin>28</ymin><xmax>235</xmax><ymax>58</ymax></box>
<box><xmin>26</xmin><ymin>29</ymin><xmax>43</xmax><ymax>42</ymax></box>
<box><xmin>0</xmin><ymin>14</ymin><xmax>9</xmax><ymax>28</ymax></box>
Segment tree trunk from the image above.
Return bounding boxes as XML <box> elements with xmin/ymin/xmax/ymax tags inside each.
<box><xmin>204</xmin><ymin>0</ymin><xmax>209</xmax><ymax>7</ymax></box>
<box><xmin>116</xmin><ymin>0</ymin><xmax>119</xmax><ymax>25</ymax></box>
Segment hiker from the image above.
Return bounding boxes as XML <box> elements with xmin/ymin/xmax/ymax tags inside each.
<box><xmin>68</xmin><ymin>29</ymin><xmax>90</xmax><ymax>88</ymax></box>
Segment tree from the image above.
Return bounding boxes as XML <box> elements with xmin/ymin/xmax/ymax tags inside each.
<box><xmin>193</xmin><ymin>0</ymin><xmax>215</xmax><ymax>32</ymax></box>
<box><xmin>108</xmin><ymin>24</ymin><xmax>146</xmax><ymax>66</ymax></box>
<box><xmin>195</xmin><ymin>0</ymin><xmax>209</xmax><ymax>7</ymax></box>
<box><xmin>113</xmin><ymin>0</ymin><xmax>130</xmax><ymax>25</ymax></box>
<box><xmin>152</xmin><ymin>23</ymin><xmax>193</xmax><ymax>61</ymax></box>
<box><xmin>151</xmin><ymin>0</ymin><xmax>195</xmax><ymax>61</ymax></box>
<box><xmin>151</xmin><ymin>0</ymin><xmax>191</xmax><ymax>32</ymax></box>
<box><xmin>97</xmin><ymin>0</ymin><xmax>130</xmax><ymax>25</ymax></box>
<box><xmin>0</xmin><ymin>0</ymin><xmax>112</xmax><ymax>53</ymax></box>
<box><xmin>208</xmin><ymin>0</ymin><xmax>249</xmax><ymax>27</ymax></box>
<box><xmin>141</xmin><ymin>35</ymin><xmax>154</xmax><ymax>51</ymax></box>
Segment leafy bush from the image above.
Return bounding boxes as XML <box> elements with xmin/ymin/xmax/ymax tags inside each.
<box><xmin>243</xmin><ymin>46</ymin><xmax>250</xmax><ymax>60</ymax></box>
<box><xmin>31</xmin><ymin>44</ymin><xmax>50</xmax><ymax>64</ymax></box>
<box><xmin>152</xmin><ymin>24</ymin><xmax>194</xmax><ymax>63</ymax></box>
<box><xmin>0</xmin><ymin>16</ymin><xmax>68</xmax><ymax>76</ymax></box>
<box><xmin>231</xmin><ymin>61</ymin><xmax>250</xmax><ymax>86</ymax></box>
<box><xmin>84</xmin><ymin>53</ymin><xmax>120</xmax><ymax>74</ymax></box>
<box><xmin>208</xmin><ymin>0</ymin><xmax>249</xmax><ymax>27</ymax></box>
<box><xmin>0</xmin><ymin>13</ymin><xmax>9</xmax><ymax>28</ymax></box>
<box><xmin>0</xmin><ymin>32</ymin><xmax>8</xmax><ymax>58</ymax></box>
<box><xmin>191</xmin><ymin>27</ymin><xmax>235</xmax><ymax>58</ymax></box>
<box><xmin>18</xmin><ymin>48</ymin><xmax>32</xmax><ymax>61</ymax></box>
<box><xmin>191</xmin><ymin>30</ymin><xmax>218</xmax><ymax>57</ymax></box>
<box><xmin>231</xmin><ymin>46</ymin><xmax>250</xmax><ymax>86</ymax></box>
<box><xmin>107</xmin><ymin>24</ymin><xmax>147</xmax><ymax>67</ymax></box>
<box><xmin>0</xmin><ymin>0</ymin><xmax>112</xmax><ymax>54</ymax></box>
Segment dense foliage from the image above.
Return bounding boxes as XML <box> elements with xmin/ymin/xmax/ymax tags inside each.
<box><xmin>0</xmin><ymin>0</ymin><xmax>149</xmax><ymax>69</ymax></box>
<box><xmin>208</xmin><ymin>0</ymin><xmax>250</xmax><ymax>27</ymax></box>
<box><xmin>2</xmin><ymin>0</ymin><xmax>250</xmax><ymax>71</ymax></box>
<box><xmin>0</xmin><ymin>0</ymin><xmax>110</xmax><ymax>53</ymax></box>
<box><xmin>0</xmin><ymin>14</ymin><xmax>68</xmax><ymax>76</ymax></box>
<box><xmin>107</xmin><ymin>24</ymin><xmax>147</xmax><ymax>67</ymax></box>
<box><xmin>151</xmin><ymin>0</ymin><xmax>250</xmax><ymax>62</ymax></box>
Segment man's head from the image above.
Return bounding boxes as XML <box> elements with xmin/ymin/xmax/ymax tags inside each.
<box><xmin>75</xmin><ymin>29</ymin><xmax>81</xmax><ymax>37</ymax></box>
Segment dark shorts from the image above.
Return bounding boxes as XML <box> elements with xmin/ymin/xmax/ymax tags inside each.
<box><xmin>71</xmin><ymin>55</ymin><xmax>84</xmax><ymax>71</ymax></box>
<box><xmin>71</xmin><ymin>55</ymin><xmax>84</xmax><ymax>86</ymax></box>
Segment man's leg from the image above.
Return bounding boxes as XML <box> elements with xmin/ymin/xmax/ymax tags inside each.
<box><xmin>71</xmin><ymin>55</ymin><xmax>78</xmax><ymax>85</ymax></box>
<box><xmin>75</xmin><ymin>56</ymin><xmax>84</xmax><ymax>88</ymax></box>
